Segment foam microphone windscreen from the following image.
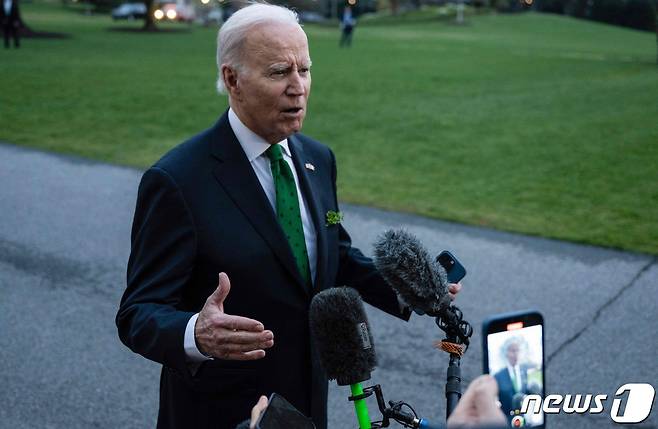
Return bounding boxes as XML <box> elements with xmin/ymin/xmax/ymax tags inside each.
<box><xmin>373</xmin><ymin>229</ymin><xmax>450</xmax><ymax>315</ymax></box>
<box><xmin>309</xmin><ymin>287</ymin><xmax>376</xmax><ymax>386</ymax></box>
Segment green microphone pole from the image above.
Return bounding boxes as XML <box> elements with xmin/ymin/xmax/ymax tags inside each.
<box><xmin>308</xmin><ymin>288</ymin><xmax>377</xmax><ymax>429</ymax></box>
<box><xmin>350</xmin><ymin>382</ymin><xmax>372</xmax><ymax>429</ymax></box>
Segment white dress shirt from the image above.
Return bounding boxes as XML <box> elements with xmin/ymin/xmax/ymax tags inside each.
<box><xmin>4</xmin><ymin>0</ymin><xmax>12</xmax><ymax>15</ymax></box>
<box><xmin>184</xmin><ymin>108</ymin><xmax>318</xmax><ymax>363</ymax></box>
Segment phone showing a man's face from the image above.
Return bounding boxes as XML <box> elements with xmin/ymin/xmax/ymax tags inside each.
<box><xmin>483</xmin><ymin>311</ymin><xmax>545</xmax><ymax>428</ymax></box>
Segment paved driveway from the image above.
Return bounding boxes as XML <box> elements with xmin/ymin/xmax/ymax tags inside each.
<box><xmin>1</xmin><ymin>143</ymin><xmax>655</xmax><ymax>428</ymax></box>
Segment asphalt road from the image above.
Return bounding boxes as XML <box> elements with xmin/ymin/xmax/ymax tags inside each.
<box><xmin>1</xmin><ymin>143</ymin><xmax>656</xmax><ymax>429</ymax></box>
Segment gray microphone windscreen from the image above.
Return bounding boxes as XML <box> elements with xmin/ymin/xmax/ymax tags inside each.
<box><xmin>309</xmin><ymin>287</ymin><xmax>376</xmax><ymax>386</ymax></box>
<box><xmin>373</xmin><ymin>229</ymin><xmax>450</xmax><ymax>315</ymax></box>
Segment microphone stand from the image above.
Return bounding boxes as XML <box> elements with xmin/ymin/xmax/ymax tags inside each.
<box><xmin>349</xmin><ymin>384</ymin><xmax>441</xmax><ymax>429</ymax></box>
<box><xmin>432</xmin><ymin>304</ymin><xmax>473</xmax><ymax>421</ymax></box>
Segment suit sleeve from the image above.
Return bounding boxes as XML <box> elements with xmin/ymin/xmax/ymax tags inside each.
<box><xmin>328</xmin><ymin>150</ymin><xmax>411</xmax><ymax>321</ymax></box>
<box><xmin>116</xmin><ymin>167</ymin><xmax>197</xmax><ymax>375</ymax></box>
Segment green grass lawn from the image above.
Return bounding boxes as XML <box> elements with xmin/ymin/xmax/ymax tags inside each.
<box><xmin>2</xmin><ymin>2</ymin><xmax>657</xmax><ymax>255</ymax></box>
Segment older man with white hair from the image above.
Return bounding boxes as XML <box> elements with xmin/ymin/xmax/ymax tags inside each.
<box><xmin>115</xmin><ymin>4</ymin><xmax>428</xmax><ymax>429</ymax></box>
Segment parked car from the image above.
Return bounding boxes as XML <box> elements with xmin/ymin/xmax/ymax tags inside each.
<box><xmin>154</xmin><ymin>2</ymin><xmax>195</xmax><ymax>22</ymax></box>
<box><xmin>111</xmin><ymin>3</ymin><xmax>147</xmax><ymax>20</ymax></box>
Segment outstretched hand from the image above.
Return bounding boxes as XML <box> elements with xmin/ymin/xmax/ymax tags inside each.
<box><xmin>195</xmin><ymin>272</ymin><xmax>274</xmax><ymax>360</ymax></box>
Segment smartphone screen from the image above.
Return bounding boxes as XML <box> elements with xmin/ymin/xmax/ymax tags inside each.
<box><xmin>483</xmin><ymin>312</ymin><xmax>545</xmax><ymax>428</ymax></box>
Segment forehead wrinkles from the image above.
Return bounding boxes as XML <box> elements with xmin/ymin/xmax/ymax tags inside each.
<box><xmin>243</xmin><ymin>23</ymin><xmax>309</xmax><ymax>66</ymax></box>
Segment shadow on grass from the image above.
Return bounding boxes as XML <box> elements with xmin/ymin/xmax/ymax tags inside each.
<box><xmin>19</xmin><ymin>27</ymin><xmax>71</xmax><ymax>39</ymax></box>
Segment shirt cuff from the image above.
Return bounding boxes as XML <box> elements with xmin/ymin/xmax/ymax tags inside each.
<box><xmin>184</xmin><ymin>313</ymin><xmax>213</xmax><ymax>363</ymax></box>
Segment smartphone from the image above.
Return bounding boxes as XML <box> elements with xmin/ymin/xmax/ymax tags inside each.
<box><xmin>256</xmin><ymin>393</ymin><xmax>316</xmax><ymax>429</ymax></box>
<box><xmin>437</xmin><ymin>250</ymin><xmax>467</xmax><ymax>284</ymax></box>
<box><xmin>482</xmin><ymin>310</ymin><xmax>545</xmax><ymax>428</ymax></box>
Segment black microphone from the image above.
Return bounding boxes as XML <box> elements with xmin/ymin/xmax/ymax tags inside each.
<box><xmin>373</xmin><ymin>229</ymin><xmax>473</xmax><ymax>420</ymax></box>
<box><xmin>309</xmin><ymin>287</ymin><xmax>375</xmax><ymax>429</ymax></box>
<box><xmin>372</xmin><ymin>229</ymin><xmax>451</xmax><ymax>317</ymax></box>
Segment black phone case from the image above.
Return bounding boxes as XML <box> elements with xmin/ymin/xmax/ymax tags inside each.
<box><xmin>256</xmin><ymin>393</ymin><xmax>316</xmax><ymax>429</ymax></box>
<box><xmin>437</xmin><ymin>250</ymin><xmax>467</xmax><ymax>283</ymax></box>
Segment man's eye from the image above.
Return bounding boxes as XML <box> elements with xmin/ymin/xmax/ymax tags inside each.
<box><xmin>271</xmin><ymin>70</ymin><xmax>286</xmax><ymax>76</ymax></box>
<box><xmin>299</xmin><ymin>68</ymin><xmax>310</xmax><ymax>74</ymax></box>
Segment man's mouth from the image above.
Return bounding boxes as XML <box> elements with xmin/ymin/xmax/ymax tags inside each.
<box><xmin>282</xmin><ymin>107</ymin><xmax>303</xmax><ymax>114</ymax></box>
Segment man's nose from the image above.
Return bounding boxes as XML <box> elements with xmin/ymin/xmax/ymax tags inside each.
<box><xmin>286</xmin><ymin>72</ymin><xmax>306</xmax><ymax>96</ymax></box>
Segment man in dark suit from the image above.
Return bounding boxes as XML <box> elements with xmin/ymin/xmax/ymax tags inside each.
<box><xmin>1</xmin><ymin>0</ymin><xmax>20</xmax><ymax>49</ymax></box>
<box><xmin>116</xmin><ymin>4</ymin><xmax>461</xmax><ymax>429</ymax></box>
<box><xmin>494</xmin><ymin>339</ymin><xmax>529</xmax><ymax>421</ymax></box>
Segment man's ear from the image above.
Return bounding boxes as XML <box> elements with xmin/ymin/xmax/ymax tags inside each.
<box><xmin>222</xmin><ymin>65</ymin><xmax>240</xmax><ymax>100</ymax></box>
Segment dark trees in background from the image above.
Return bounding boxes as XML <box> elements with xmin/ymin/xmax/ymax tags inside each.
<box><xmin>142</xmin><ymin>0</ymin><xmax>156</xmax><ymax>30</ymax></box>
<box><xmin>534</xmin><ymin>0</ymin><xmax>657</xmax><ymax>32</ymax></box>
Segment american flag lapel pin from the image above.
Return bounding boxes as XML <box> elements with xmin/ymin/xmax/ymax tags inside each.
<box><xmin>305</xmin><ymin>162</ymin><xmax>315</xmax><ymax>171</ymax></box>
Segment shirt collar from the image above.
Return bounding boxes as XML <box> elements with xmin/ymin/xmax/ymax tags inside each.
<box><xmin>228</xmin><ymin>108</ymin><xmax>291</xmax><ymax>163</ymax></box>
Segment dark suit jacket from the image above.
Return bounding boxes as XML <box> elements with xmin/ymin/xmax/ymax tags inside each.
<box><xmin>494</xmin><ymin>366</ymin><xmax>528</xmax><ymax>419</ymax></box>
<box><xmin>116</xmin><ymin>111</ymin><xmax>410</xmax><ymax>429</ymax></box>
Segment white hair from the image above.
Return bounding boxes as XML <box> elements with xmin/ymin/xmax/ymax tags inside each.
<box><xmin>216</xmin><ymin>3</ymin><xmax>300</xmax><ymax>94</ymax></box>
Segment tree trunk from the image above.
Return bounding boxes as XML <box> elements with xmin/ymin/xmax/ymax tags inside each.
<box><xmin>390</xmin><ymin>0</ymin><xmax>399</xmax><ymax>15</ymax></box>
<box><xmin>143</xmin><ymin>0</ymin><xmax>157</xmax><ymax>31</ymax></box>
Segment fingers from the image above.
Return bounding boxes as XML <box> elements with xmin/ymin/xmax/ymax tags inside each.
<box><xmin>448</xmin><ymin>375</ymin><xmax>506</xmax><ymax>428</ymax></box>
<box><xmin>448</xmin><ymin>282</ymin><xmax>462</xmax><ymax>301</ymax></box>
<box><xmin>458</xmin><ymin>374</ymin><xmax>496</xmax><ymax>404</ymax></box>
<box><xmin>471</xmin><ymin>376</ymin><xmax>506</xmax><ymax>423</ymax></box>
<box><xmin>249</xmin><ymin>395</ymin><xmax>269</xmax><ymax>429</ymax></box>
<box><xmin>221</xmin><ymin>349</ymin><xmax>267</xmax><ymax>361</ymax></box>
<box><xmin>222</xmin><ymin>329</ymin><xmax>273</xmax><ymax>345</ymax></box>
<box><xmin>216</xmin><ymin>314</ymin><xmax>265</xmax><ymax>332</ymax></box>
<box><xmin>218</xmin><ymin>336</ymin><xmax>274</xmax><ymax>353</ymax></box>
<box><xmin>207</xmin><ymin>272</ymin><xmax>231</xmax><ymax>308</ymax></box>
<box><xmin>195</xmin><ymin>312</ymin><xmax>274</xmax><ymax>360</ymax></box>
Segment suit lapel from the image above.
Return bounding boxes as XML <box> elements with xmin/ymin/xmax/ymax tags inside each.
<box><xmin>209</xmin><ymin>113</ymin><xmax>308</xmax><ymax>295</ymax></box>
<box><xmin>289</xmin><ymin>135</ymin><xmax>328</xmax><ymax>292</ymax></box>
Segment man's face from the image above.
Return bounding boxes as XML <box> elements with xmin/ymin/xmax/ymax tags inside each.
<box><xmin>506</xmin><ymin>342</ymin><xmax>520</xmax><ymax>366</ymax></box>
<box><xmin>228</xmin><ymin>22</ymin><xmax>311</xmax><ymax>144</ymax></box>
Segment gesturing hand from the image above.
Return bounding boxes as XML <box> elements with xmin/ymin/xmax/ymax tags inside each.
<box><xmin>194</xmin><ymin>272</ymin><xmax>274</xmax><ymax>360</ymax></box>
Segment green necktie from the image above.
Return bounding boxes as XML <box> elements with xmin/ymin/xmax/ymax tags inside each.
<box><xmin>511</xmin><ymin>369</ymin><xmax>521</xmax><ymax>393</ymax></box>
<box><xmin>265</xmin><ymin>144</ymin><xmax>311</xmax><ymax>287</ymax></box>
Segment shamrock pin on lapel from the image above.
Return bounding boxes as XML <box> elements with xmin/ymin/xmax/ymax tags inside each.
<box><xmin>325</xmin><ymin>210</ymin><xmax>343</xmax><ymax>226</ymax></box>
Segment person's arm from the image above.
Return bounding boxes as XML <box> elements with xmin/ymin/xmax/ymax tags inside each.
<box><xmin>116</xmin><ymin>167</ymin><xmax>198</xmax><ymax>375</ymax></box>
<box><xmin>116</xmin><ymin>168</ymin><xmax>272</xmax><ymax>376</ymax></box>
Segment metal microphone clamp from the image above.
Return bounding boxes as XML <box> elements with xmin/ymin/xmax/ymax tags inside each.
<box><xmin>350</xmin><ymin>384</ymin><xmax>437</xmax><ymax>429</ymax></box>
<box><xmin>431</xmin><ymin>304</ymin><xmax>473</xmax><ymax>421</ymax></box>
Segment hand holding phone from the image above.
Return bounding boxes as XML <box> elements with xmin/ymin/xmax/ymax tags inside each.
<box><xmin>256</xmin><ymin>393</ymin><xmax>315</xmax><ymax>429</ymax></box>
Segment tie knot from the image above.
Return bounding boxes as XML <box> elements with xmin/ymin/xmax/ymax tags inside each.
<box><xmin>265</xmin><ymin>144</ymin><xmax>283</xmax><ymax>162</ymax></box>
